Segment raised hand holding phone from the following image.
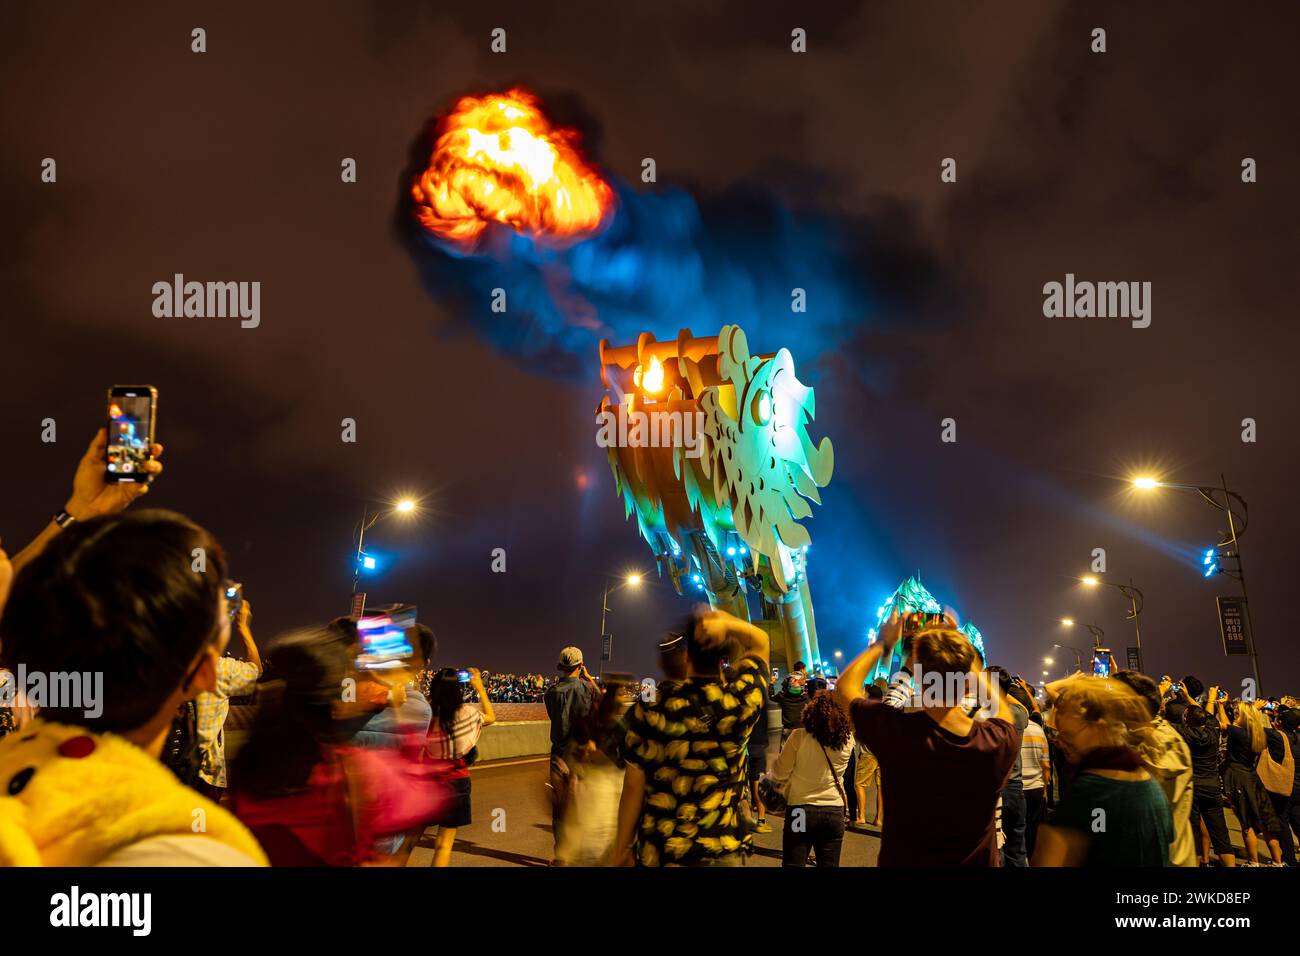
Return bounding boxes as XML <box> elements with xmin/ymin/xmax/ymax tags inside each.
<box><xmin>66</xmin><ymin>427</ymin><xmax>164</xmax><ymax>521</ymax></box>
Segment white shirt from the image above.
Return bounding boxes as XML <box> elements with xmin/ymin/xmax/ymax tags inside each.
<box><xmin>772</xmin><ymin>729</ymin><xmax>854</xmax><ymax>807</ymax></box>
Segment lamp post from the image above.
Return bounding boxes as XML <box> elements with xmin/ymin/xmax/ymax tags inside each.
<box><xmin>1132</xmin><ymin>473</ymin><xmax>1260</xmax><ymax>692</ymax></box>
<box><xmin>599</xmin><ymin>572</ymin><xmax>645</xmax><ymax>674</ymax></box>
<box><xmin>352</xmin><ymin>498</ymin><xmax>419</xmax><ymax>595</ymax></box>
<box><xmin>1050</xmin><ymin>642</ymin><xmax>1085</xmax><ymax>675</ymax></box>
<box><xmin>1060</xmin><ymin>616</ymin><xmax>1104</xmax><ymax>646</ymax></box>
<box><xmin>1081</xmin><ymin>575</ymin><xmax>1145</xmax><ymax>671</ymax></box>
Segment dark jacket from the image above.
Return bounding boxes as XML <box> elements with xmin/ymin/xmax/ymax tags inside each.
<box><xmin>544</xmin><ymin>676</ymin><xmax>596</xmax><ymax>756</ymax></box>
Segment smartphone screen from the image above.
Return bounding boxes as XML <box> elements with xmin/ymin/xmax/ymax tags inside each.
<box><xmin>225</xmin><ymin>582</ymin><xmax>242</xmax><ymax>622</ymax></box>
<box><xmin>457</xmin><ymin>670</ymin><xmax>471</xmax><ymax>683</ymax></box>
<box><xmin>106</xmin><ymin>386</ymin><xmax>157</xmax><ymax>483</ymax></box>
<box><xmin>1091</xmin><ymin>648</ymin><xmax>1112</xmax><ymax>678</ymax></box>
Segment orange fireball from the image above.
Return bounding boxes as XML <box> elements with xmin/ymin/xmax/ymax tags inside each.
<box><xmin>411</xmin><ymin>88</ymin><xmax>613</xmax><ymax>246</ymax></box>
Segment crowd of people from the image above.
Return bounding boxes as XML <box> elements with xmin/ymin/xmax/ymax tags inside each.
<box><xmin>464</xmin><ymin>671</ymin><xmax>550</xmax><ymax>704</ymax></box>
<box><xmin>0</xmin><ymin>429</ymin><xmax>1295</xmax><ymax>869</ymax></box>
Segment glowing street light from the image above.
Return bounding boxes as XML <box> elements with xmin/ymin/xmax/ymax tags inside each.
<box><xmin>1050</xmin><ymin>642</ymin><xmax>1085</xmax><ymax>674</ymax></box>
<box><xmin>1060</xmin><ymin>617</ymin><xmax>1105</xmax><ymax>647</ymax></box>
<box><xmin>1126</xmin><ymin>470</ymin><xmax>1260</xmax><ymax>691</ymax></box>
<box><xmin>600</xmin><ymin>571</ymin><xmax>650</xmax><ymax>672</ymax></box>
<box><xmin>352</xmin><ymin>497</ymin><xmax>422</xmax><ymax>595</ymax></box>
<box><xmin>1079</xmin><ymin>573</ymin><xmax>1145</xmax><ymax>671</ymax></box>
<box><xmin>1044</xmin><ymin>657</ymin><xmax>1054</xmax><ymax>666</ymax></box>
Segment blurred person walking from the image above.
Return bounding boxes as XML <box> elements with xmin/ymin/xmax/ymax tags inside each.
<box><xmin>545</xmin><ymin>646</ymin><xmax>599</xmax><ymax>860</ymax></box>
<box><xmin>1113</xmin><ymin>671</ymin><xmax>1196</xmax><ymax>867</ymax></box>
<box><xmin>556</xmin><ymin>673</ymin><xmax>635</xmax><ymax>865</ymax></box>
<box><xmin>1033</xmin><ymin>676</ymin><xmax>1172</xmax><ymax>866</ymax></box>
<box><xmin>231</xmin><ymin>629</ymin><xmax>446</xmax><ymax>866</ymax></box>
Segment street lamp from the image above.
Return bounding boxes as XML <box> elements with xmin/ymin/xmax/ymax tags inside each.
<box><xmin>1080</xmin><ymin>574</ymin><xmax>1145</xmax><ymax>671</ymax></box>
<box><xmin>599</xmin><ymin>572</ymin><xmax>647</xmax><ymax>673</ymax></box>
<box><xmin>352</xmin><ymin>498</ymin><xmax>421</xmax><ymax>595</ymax></box>
<box><xmin>1060</xmin><ymin>617</ymin><xmax>1105</xmax><ymax>647</ymax></box>
<box><xmin>1050</xmin><ymin>642</ymin><xmax>1085</xmax><ymax>675</ymax></box>
<box><xmin>1131</xmin><ymin>472</ymin><xmax>1260</xmax><ymax>691</ymax></box>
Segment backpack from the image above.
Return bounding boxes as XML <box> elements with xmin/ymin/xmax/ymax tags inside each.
<box><xmin>1257</xmin><ymin>730</ymin><xmax>1294</xmax><ymax>797</ymax></box>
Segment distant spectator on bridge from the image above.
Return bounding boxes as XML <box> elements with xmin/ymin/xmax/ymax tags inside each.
<box><xmin>773</xmin><ymin>662</ymin><xmax>809</xmax><ymax>743</ymax></box>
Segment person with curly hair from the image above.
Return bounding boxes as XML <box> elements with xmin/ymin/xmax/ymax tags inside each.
<box><xmin>771</xmin><ymin>689</ymin><xmax>855</xmax><ymax>867</ymax></box>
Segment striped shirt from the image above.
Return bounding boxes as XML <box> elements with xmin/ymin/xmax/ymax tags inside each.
<box><xmin>1021</xmin><ymin>721</ymin><xmax>1049</xmax><ymax>791</ymax></box>
<box><xmin>425</xmin><ymin>704</ymin><xmax>484</xmax><ymax>762</ymax></box>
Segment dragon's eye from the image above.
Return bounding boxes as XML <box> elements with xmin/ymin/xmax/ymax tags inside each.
<box><xmin>751</xmin><ymin>389</ymin><xmax>772</xmax><ymax>426</ymax></box>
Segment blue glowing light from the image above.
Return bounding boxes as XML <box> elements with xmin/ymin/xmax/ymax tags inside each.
<box><xmin>361</xmin><ymin>556</ymin><xmax>377</xmax><ymax>570</ymax></box>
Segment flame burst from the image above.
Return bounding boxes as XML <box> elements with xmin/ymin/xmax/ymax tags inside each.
<box><xmin>411</xmin><ymin>88</ymin><xmax>613</xmax><ymax>246</ymax></box>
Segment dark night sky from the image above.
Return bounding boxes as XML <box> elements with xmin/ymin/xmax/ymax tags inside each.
<box><xmin>2</xmin><ymin>1</ymin><xmax>1297</xmax><ymax>691</ymax></box>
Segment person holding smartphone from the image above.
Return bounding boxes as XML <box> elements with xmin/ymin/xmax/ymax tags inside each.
<box><xmin>0</xmin><ymin>428</ymin><xmax>164</xmax><ymax>740</ymax></box>
<box><xmin>423</xmin><ymin>666</ymin><xmax>495</xmax><ymax>867</ymax></box>
<box><xmin>6</xmin><ymin>428</ymin><xmax>164</xmax><ymax>581</ymax></box>
<box><xmin>194</xmin><ymin>593</ymin><xmax>262</xmax><ymax>803</ymax></box>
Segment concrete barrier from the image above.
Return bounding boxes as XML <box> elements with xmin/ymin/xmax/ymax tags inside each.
<box><xmin>476</xmin><ymin>720</ymin><xmax>550</xmax><ymax>761</ymax></box>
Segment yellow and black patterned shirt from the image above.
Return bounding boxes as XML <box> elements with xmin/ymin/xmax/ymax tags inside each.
<box><xmin>622</xmin><ymin>656</ymin><xmax>768</xmax><ymax>866</ymax></box>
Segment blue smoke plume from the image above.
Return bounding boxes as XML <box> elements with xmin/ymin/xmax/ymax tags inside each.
<box><xmin>400</xmin><ymin>144</ymin><xmax>946</xmax><ymax>379</ymax></box>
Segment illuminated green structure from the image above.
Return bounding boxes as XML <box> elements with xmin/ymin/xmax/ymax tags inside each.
<box><xmin>865</xmin><ymin>574</ymin><xmax>989</xmax><ymax>681</ymax></box>
<box><xmin>598</xmin><ymin>325</ymin><xmax>834</xmax><ymax>670</ymax></box>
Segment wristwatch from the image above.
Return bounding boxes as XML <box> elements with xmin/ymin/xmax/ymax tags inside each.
<box><xmin>53</xmin><ymin>509</ymin><xmax>77</xmax><ymax>529</ymax></box>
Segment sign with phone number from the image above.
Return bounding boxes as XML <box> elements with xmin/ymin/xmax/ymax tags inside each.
<box><xmin>1216</xmin><ymin>596</ymin><xmax>1252</xmax><ymax>656</ymax></box>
